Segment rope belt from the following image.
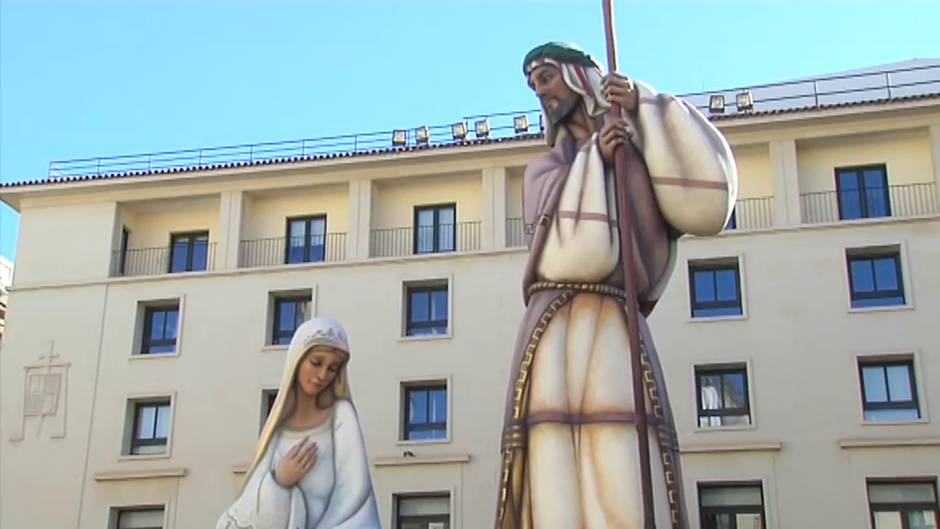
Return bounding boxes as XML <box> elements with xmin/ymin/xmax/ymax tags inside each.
<box><xmin>527</xmin><ymin>281</ymin><xmax>626</xmax><ymax>300</ymax></box>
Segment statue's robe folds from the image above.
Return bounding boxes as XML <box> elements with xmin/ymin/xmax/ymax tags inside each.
<box><xmin>496</xmin><ymin>82</ymin><xmax>737</xmax><ymax>529</ymax></box>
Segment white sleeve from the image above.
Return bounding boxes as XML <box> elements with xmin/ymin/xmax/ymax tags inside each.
<box><xmin>314</xmin><ymin>400</ymin><xmax>381</xmax><ymax>529</ymax></box>
<box><xmin>216</xmin><ymin>439</ymin><xmax>307</xmax><ymax>529</ymax></box>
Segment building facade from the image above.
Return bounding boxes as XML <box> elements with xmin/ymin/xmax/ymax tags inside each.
<box><xmin>2</xmin><ymin>61</ymin><xmax>939</xmax><ymax>529</ymax></box>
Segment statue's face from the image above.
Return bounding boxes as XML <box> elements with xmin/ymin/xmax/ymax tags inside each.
<box><xmin>296</xmin><ymin>346</ymin><xmax>342</xmax><ymax>398</ymax></box>
<box><xmin>528</xmin><ymin>64</ymin><xmax>580</xmax><ymax>126</ymax></box>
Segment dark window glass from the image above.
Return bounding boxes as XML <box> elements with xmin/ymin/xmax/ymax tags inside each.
<box><xmin>141</xmin><ymin>306</ymin><xmax>178</xmax><ymax>354</ymax></box>
<box><xmin>848</xmin><ymin>252</ymin><xmax>905</xmax><ymax>308</ymax></box>
<box><xmin>699</xmin><ymin>483</ymin><xmax>766</xmax><ymax>529</ymax></box>
<box><xmin>404</xmin><ymin>385</ymin><xmax>447</xmax><ymax>441</ymax></box>
<box><xmin>689</xmin><ymin>262</ymin><xmax>743</xmax><ymax>318</ymax></box>
<box><xmin>272</xmin><ymin>296</ymin><xmax>310</xmax><ymax>345</ymax></box>
<box><xmin>414</xmin><ymin>204</ymin><xmax>456</xmax><ymax>254</ymax></box>
<box><xmin>836</xmin><ymin>165</ymin><xmax>891</xmax><ymax>220</ymax></box>
<box><xmin>696</xmin><ymin>366</ymin><xmax>750</xmax><ymax>427</ymax></box>
<box><xmin>286</xmin><ymin>216</ymin><xmax>327</xmax><ymax>264</ymax></box>
<box><xmin>116</xmin><ymin>507</ymin><xmax>165</xmax><ymax>529</ymax></box>
<box><xmin>119</xmin><ymin>227</ymin><xmax>130</xmax><ymax>275</ymax></box>
<box><xmin>406</xmin><ymin>286</ymin><xmax>448</xmax><ymax>336</ymax></box>
<box><xmin>169</xmin><ymin>232</ymin><xmax>209</xmax><ymax>272</ymax></box>
<box><xmin>868</xmin><ymin>481</ymin><xmax>939</xmax><ymax>529</ymax></box>
<box><xmin>724</xmin><ymin>209</ymin><xmax>737</xmax><ymax>231</ymax></box>
<box><xmin>860</xmin><ymin>360</ymin><xmax>920</xmax><ymax>421</ymax></box>
<box><xmin>397</xmin><ymin>495</ymin><xmax>450</xmax><ymax>529</ymax></box>
<box><xmin>131</xmin><ymin>401</ymin><xmax>171</xmax><ymax>455</ymax></box>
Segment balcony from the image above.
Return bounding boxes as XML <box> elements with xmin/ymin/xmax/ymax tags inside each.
<box><xmin>112</xmin><ymin>243</ymin><xmax>218</xmax><ymax>277</ymax></box>
<box><xmin>506</xmin><ymin>218</ymin><xmax>526</xmax><ymax>248</ymax></box>
<box><xmin>238</xmin><ymin>234</ymin><xmax>347</xmax><ymax>268</ymax></box>
<box><xmin>369</xmin><ymin>222</ymin><xmax>481</xmax><ymax>258</ymax></box>
<box><xmin>800</xmin><ymin>182</ymin><xmax>938</xmax><ymax>224</ymax></box>
<box><xmin>724</xmin><ymin>196</ymin><xmax>775</xmax><ymax>231</ymax></box>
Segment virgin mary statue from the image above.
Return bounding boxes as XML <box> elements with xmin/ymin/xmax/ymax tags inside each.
<box><xmin>217</xmin><ymin>317</ymin><xmax>381</xmax><ymax>529</ymax></box>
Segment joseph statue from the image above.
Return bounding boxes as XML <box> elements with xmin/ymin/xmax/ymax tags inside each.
<box><xmin>496</xmin><ymin>42</ymin><xmax>737</xmax><ymax>529</ymax></box>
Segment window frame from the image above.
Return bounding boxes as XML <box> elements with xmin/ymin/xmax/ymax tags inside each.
<box><xmin>395</xmin><ymin>493</ymin><xmax>451</xmax><ymax>529</ymax></box>
<box><xmin>140</xmin><ymin>305</ymin><xmax>179</xmax><ymax>355</ymax></box>
<box><xmin>405</xmin><ymin>284</ymin><xmax>449</xmax><ymax>337</ymax></box>
<box><xmin>402</xmin><ymin>383</ymin><xmax>448</xmax><ymax>442</ymax></box>
<box><xmin>271</xmin><ymin>295</ymin><xmax>311</xmax><ymax>345</ymax></box>
<box><xmin>284</xmin><ymin>215</ymin><xmax>328</xmax><ymax>264</ymax></box>
<box><xmin>168</xmin><ymin>231</ymin><xmax>209</xmax><ymax>273</ymax></box>
<box><xmin>130</xmin><ymin>400</ymin><xmax>171</xmax><ymax>455</ymax></box>
<box><xmin>698</xmin><ymin>482</ymin><xmax>767</xmax><ymax>529</ymax></box>
<box><xmin>867</xmin><ymin>479</ymin><xmax>940</xmax><ymax>529</ymax></box>
<box><xmin>695</xmin><ymin>365</ymin><xmax>751</xmax><ymax>428</ymax></box>
<box><xmin>835</xmin><ymin>164</ymin><xmax>891</xmax><ymax>220</ymax></box>
<box><xmin>113</xmin><ymin>506</ymin><xmax>166</xmax><ymax>529</ymax></box>
<box><xmin>858</xmin><ymin>359</ymin><xmax>920</xmax><ymax>420</ymax></box>
<box><xmin>413</xmin><ymin>203</ymin><xmax>457</xmax><ymax>254</ymax></box>
<box><xmin>847</xmin><ymin>250</ymin><xmax>905</xmax><ymax>308</ymax></box>
<box><xmin>688</xmin><ymin>260</ymin><xmax>744</xmax><ymax>318</ymax></box>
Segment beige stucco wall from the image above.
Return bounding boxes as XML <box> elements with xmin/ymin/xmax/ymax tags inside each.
<box><xmin>732</xmin><ymin>144</ymin><xmax>774</xmax><ymax>199</ymax></box>
<box><xmin>14</xmin><ymin>202</ymin><xmax>117</xmax><ymax>284</ymax></box>
<box><xmin>797</xmin><ymin>127</ymin><xmax>933</xmax><ymax>194</ymax></box>
<box><xmin>372</xmin><ymin>172</ymin><xmax>483</xmax><ymax>229</ymax></box>
<box><xmin>241</xmin><ymin>183</ymin><xmax>349</xmax><ymax>241</ymax></box>
<box><xmin>505</xmin><ymin>168</ymin><xmax>524</xmax><ymax>219</ymax></box>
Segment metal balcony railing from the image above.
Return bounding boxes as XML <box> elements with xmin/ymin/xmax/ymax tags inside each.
<box><xmin>506</xmin><ymin>218</ymin><xmax>526</xmax><ymax>247</ymax></box>
<box><xmin>800</xmin><ymin>182</ymin><xmax>938</xmax><ymax>224</ymax></box>
<box><xmin>724</xmin><ymin>196</ymin><xmax>775</xmax><ymax>231</ymax></box>
<box><xmin>112</xmin><ymin>244</ymin><xmax>217</xmax><ymax>277</ymax></box>
<box><xmin>369</xmin><ymin>222</ymin><xmax>481</xmax><ymax>258</ymax></box>
<box><xmin>44</xmin><ymin>63</ymin><xmax>940</xmax><ymax>180</ymax></box>
<box><xmin>238</xmin><ymin>234</ymin><xmax>347</xmax><ymax>268</ymax></box>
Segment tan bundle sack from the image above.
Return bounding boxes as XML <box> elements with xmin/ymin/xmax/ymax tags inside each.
<box><xmin>629</xmin><ymin>81</ymin><xmax>738</xmax><ymax>236</ymax></box>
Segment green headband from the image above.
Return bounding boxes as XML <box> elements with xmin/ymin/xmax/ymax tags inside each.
<box><xmin>523</xmin><ymin>42</ymin><xmax>601</xmax><ymax>76</ymax></box>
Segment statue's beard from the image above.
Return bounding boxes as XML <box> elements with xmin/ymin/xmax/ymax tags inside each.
<box><xmin>544</xmin><ymin>94</ymin><xmax>581</xmax><ymax>128</ymax></box>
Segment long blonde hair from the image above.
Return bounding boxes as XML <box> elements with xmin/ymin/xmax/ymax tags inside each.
<box><xmin>242</xmin><ymin>317</ymin><xmax>352</xmax><ymax>489</ymax></box>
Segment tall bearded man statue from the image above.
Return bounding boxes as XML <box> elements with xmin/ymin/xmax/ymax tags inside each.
<box><xmin>496</xmin><ymin>42</ymin><xmax>737</xmax><ymax>529</ymax></box>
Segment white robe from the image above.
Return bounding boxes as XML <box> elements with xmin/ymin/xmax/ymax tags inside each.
<box><xmin>217</xmin><ymin>400</ymin><xmax>380</xmax><ymax>529</ymax></box>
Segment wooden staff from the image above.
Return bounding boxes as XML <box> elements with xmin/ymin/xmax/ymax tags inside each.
<box><xmin>602</xmin><ymin>1</ymin><xmax>656</xmax><ymax>528</ymax></box>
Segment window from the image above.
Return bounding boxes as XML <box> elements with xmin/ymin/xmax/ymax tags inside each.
<box><xmin>397</xmin><ymin>494</ymin><xmax>450</xmax><ymax>529</ymax></box>
<box><xmin>414</xmin><ymin>204</ymin><xmax>456</xmax><ymax>254</ymax></box>
<box><xmin>696</xmin><ymin>366</ymin><xmax>750</xmax><ymax>427</ymax></box>
<box><xmin>868</xmin><ymin>480</ymin><xmax>939</xmax><ymax>529</ymax></box>
<box><xmin>113</xmin><ymin>506</ymin><xmax>165</xmax><ymax>529</ymax></box>
<box><xmin>403</xmin><ymin>384</ymin><xmax>447</xmax><ymax>441</ymax></box>
<box><xmin>272</xmin><ymin>295</ymin><xmax>311</xmax><ymax>345</ymax></box>
<box><xmin>699</xmin><ymin>483</ymin><xmax>766</xmax><ymax>529</ymax></box>
<box><xmin>169</xmin><ymin>231</ymin><xmax>209</xmax><ymax>273</ymax></box>
<box><xmin>286</xmin><ymin>216</ymin><xmax>327</xmax><ymax>264</ymax></box>
<box><xmin>859</xmin><ymin>360</ymin><xmax>920</xmax><ymax>421</ymax></box>
<box><xmin>724</xmin><ymin>208</ymin><xmax>737</xmax><ymax>231</ymax></box>
<box><xmin>689</xmin><ymin>260</ymin><xmax>743</xmax><ymax>318</ymax></box>
<box><xmin>837</xmin><ymin>165</ymin><xmax>891</xmax><ymax>220</ymax></box>
<box><xmin>406</xmin><ymin>285</ymin><xmax>448</xmax><ymax>336</ymax></box>
<box><xmin>141</xmin><ymin>305</ymin><xmax>179</xmax><ymax>354</ymax></box>
<box><xmin>848</xmin><ymin>250</ymin><xmax>905</xmax><ymax>308</ymax></box>
<box><xmin>130</xmin><ymin>400</ymin><xmax>171</xmax><ymax>455</ymax></box>
<box><xmin>260</xmin><ymin>389</ymin><xmax>278</xmax><ymax>431</ymax></box>
<box><xmin>119</xmin><ymin>227</ymin><xmax>130</xmax><ymax>275</ymax></box>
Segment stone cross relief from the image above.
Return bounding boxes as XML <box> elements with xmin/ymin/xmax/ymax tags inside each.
<box><xmin>10</xmin><ymin>340</ymin><xmax>70</xmax><ymax>442</ymax></box>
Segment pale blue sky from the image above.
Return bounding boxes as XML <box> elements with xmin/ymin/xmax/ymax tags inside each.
<box><xmin>2</xmin><ymin>0</ymin><xmax>938</xmax><ymax>260</ymax></box>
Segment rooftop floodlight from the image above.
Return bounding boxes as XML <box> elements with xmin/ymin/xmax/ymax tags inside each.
<box><xmin>736</xmin><ymin>90</ymin><xmax>754</xmax><ymax>112</ymax></box>
<box><xmin>514</xmin><ymin>115</ymin><xmax>530</xmax><ymax>133</ymax></box>
<box><xmin>415</xmin><ymin>126</ymin><xmax>430</xmax><ymax>145</ymax></box>
<box><xmin>708</xmin><ymin>95</ymin><xmax>726</xmax><ymax>114</ymax></box>
<box><xmin>475</xmin><ymin>119</ymin><xmax>491</xmax><ymax>138</ymax></box>
<box><xmin>392</xmin><ymin>129</ymin><xmax>407</xmax><ymax>146</ymax></box>
<box><xmin>451</xmin><ymin>122</ymin><xmax>467</xmax><ymax>141</ymax></box>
